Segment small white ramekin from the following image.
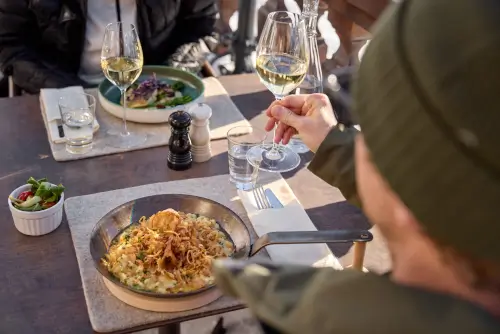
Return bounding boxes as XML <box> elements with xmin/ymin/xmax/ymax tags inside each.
<box><xmin>8</xmin><ymin>184</ymin><xmax>64</xmax><ymax>236</ymax></box>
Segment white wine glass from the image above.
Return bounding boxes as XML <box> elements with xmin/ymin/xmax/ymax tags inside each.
<box><xmin>101</xmin><ymin>22</ymin><xmax>145</xmax><ymax>148</ymax></box>
<box><xmin>247</xmin><ymin>11</ymin><xmax>308</xmax><ymax>172</ymax></box>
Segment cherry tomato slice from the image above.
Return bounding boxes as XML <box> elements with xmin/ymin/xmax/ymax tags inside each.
<box><xmin>43</xmin><ymin>201</ymin><xmax>56</xmax><ymax>208</ymax></box>
<box><xmin>18</xmin><ymin>191</ymin><xmax>34</xmax><ymax>201</ymax></box>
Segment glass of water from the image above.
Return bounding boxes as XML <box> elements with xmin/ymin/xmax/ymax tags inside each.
<box><xmin>58</xmin><ymin>93</ymin><xmax>96</xmax><ymax>154</ymax></box>
<box><xmin>227</xmin><ymin>126</ymin><xmax>267</xmax><ymax>190</ymax></box>
<box><xmin>287</xmin><ymin>135</ymin><xmax>310</xmax><ymax>154</ymax></box>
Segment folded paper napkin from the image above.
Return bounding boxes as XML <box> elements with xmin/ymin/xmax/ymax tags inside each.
<box><xmin>238</xmin><ymin>176</ymin><xmax>343</xmax><ymax>269</ymax></box>
<box><xmin>40</xmin><ymin>86</ymin><xmax>100</xmax><ymax>144</ymax></box>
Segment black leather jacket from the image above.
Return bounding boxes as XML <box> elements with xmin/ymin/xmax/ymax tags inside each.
<box><xmin>0</xmin><ymin>0</ymin><xmax>216</xmax><ymax>93</ymax></box>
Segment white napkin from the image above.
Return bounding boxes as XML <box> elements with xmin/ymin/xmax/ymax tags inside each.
<box><xmin>40</xmin><ymin>86</ymin><xmax>100</xmax><ymax>144</ymax></box>
<box><xmin>238</xmin><ymin>176</ymin><xmax>343</xmax><ymax>269</ymax></box>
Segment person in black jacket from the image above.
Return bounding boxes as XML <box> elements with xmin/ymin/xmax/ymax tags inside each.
<box><xmin>0</xmin><ymin>0</ymin><xmax>217</xmax><ymax>94</ymax></box>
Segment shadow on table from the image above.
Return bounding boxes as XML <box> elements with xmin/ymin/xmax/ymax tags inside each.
<box><xmin>306</xmin><ymin>201</ymin><xmax>371</xmax><ymax>258</ymax></box>
<box><xmin>282</xmin><ymin>151</ymin><xmax>314</xmax><ymax>179</ymax></box>
<box><xmin>231</xmin><ymin>90</ymin><xmax>274</xmax><ymax>121</ymax></box>
<box><xmin>57</xmin><ymin>148</ymin><xmax>232</xmax><ymax>198</ymax></box>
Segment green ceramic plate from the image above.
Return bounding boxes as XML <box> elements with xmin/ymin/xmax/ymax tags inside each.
<box><xmin>98</xmin><ymin>66</ymin><xmax>205</xmax><ymax>123</ymax></box>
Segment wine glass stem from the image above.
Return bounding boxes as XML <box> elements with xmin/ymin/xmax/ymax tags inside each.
<box><xmin>271</xmin><ymin>96</ymin><xmax>283</xmax><ymax>152</ymax></box>
<box><xmin>120</xmin><ymin>88</ymin><xmax>130</xmax><ymax>136</ymax></box>
<box><xmin>272</xmin><ymin>123</ymin><xmax>278</xmax><ymax>151</ymax></box>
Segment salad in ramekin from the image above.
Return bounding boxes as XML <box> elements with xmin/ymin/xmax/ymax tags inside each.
<box><xmin>8</xmin><ymin>177</ymin><xmax>65</xmax><ymax>236</ymax></box>
<box><xmin>9</xmin><ymin>177</ymin><xmax>64</xmax><ymax>211</ymax></box>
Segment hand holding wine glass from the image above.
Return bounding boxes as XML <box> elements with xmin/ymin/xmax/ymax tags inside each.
<box><xmin>101</xmin><ymin>22</ymin><xmax>145</xmax><ymax>148</ymax></box>
<box><xmin>265</xmin><ymin>93</ymin><xmax>338</xmax><ymax>153</ymax></box>
<box><xmin>247</xmin><ymin>11</ymin><xmax>309</xmax><ymax>172</ymax></box>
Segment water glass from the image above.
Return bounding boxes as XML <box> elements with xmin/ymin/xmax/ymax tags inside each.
<box><xmin>287</xmin><ymin>135</ymin><xmax>310</xmax><ymax>154</ymax></box>
<box><xmin>227</xmin><ymin>126</ymin><xmax>267</xmax><ymax>190</ymax></box>
<box><xmin>58</xmin><ymin>93</ymin><xmax>96</xmax><ymax>154</ymax></box>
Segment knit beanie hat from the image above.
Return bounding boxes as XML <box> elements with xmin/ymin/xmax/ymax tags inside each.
<box><xmin>354</xmin><ymin>0</ymin><xmax>500</xmax><ymax>262</ymax></box>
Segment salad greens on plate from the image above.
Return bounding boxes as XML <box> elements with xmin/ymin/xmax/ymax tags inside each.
<box><xmin>9</xmin><ymin>177</ymin><xmax>65</xmax><ymax>212</ymax></box>
<box><xmin>124</xmin><ymin>73</ymin><xmax>193</xmax><ymax>109</ymax></box>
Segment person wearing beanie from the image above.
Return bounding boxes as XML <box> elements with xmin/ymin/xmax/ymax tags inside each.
<box><xmin>212</xmin><ymin>0</ymin><xmax>500</xmax><ymax>333</ymax></box>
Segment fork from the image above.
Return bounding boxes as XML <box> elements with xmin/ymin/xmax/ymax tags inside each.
<box><xmin>252</xmin><ymin>185</ymin><xmax>271</xmax><ymax>210</ymax></box>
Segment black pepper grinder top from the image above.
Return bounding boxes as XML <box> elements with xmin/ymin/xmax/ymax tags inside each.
<box><xmin>167</xmin><ymin>110</ymin><xmax>192</xmax><ymax>171</ymax></box>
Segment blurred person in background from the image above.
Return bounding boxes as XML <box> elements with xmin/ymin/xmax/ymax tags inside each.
<box><xmin>0</xmin><ymin>0</ymin><xmax>217</xmax><ymax>94</ymax></box>
<box><xmin>214</xmin><ymin>0</ymin><xmax>500</xmax><ymax>333</ymax></box>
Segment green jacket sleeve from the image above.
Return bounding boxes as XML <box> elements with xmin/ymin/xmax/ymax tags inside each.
<box><xmin>308</xmin><ymin>125</ymin><xmax>360</xmax><ymax>207</ymax></box>
<box><xmin>213</xmin><ymin>260</ymin><xmax>500</xmax><ymax>334</ymax></box>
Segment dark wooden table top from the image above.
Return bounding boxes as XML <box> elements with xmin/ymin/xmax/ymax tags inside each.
<box><xmin>0</xmin><ymin>74</ymin><xmax>368</xmax><ymax>334</ymax></box>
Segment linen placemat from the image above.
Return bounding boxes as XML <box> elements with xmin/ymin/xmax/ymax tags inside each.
<box><xmin>64</xmin><ymin>175</ymin><xmax>265</xmax><ymax>333</ymax></box>
<box><xmin>43</xmin><ymin>77</ymin><xmax>251</xmax><ymax>162</ymax></box>
<box><xmin>238</xmin><ymin>173</ymin><xmax>343</xmax><ymax>269</ymax></box>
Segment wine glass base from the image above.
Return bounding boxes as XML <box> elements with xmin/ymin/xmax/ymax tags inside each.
<box><xmin>247</xmin><ymin>144</ymin><xmax>301</xmax><ymax>173</ymax></box>
<box><xmin>106</xmin><ymin>130</ymin><xmax>147</xmax><ymax>149</ymax></box>
<box><xmin>287</xmin><ymin>138</ymin><xmax>310</xmax><ymax>154</ymax></box>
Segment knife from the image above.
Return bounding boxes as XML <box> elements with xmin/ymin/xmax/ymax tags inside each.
<box><xmin>264</xmin><ymin>189</ymin><xmax>284</xmax><ymax>209</ymax></box>
<box><xmin>56</xmin><ymin>118</ymin><xmax>65</xmax><ymax>138</ymax></box>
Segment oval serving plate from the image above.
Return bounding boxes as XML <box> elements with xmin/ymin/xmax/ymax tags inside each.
<box><xmin>98</xmin><ymin>66</ymin><xmax>205</xmax><ymax>124</ymax></box>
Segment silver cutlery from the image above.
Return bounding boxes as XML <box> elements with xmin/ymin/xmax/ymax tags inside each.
<box><xmin>264</xmin><ymin>188</ymin><xmax>284</xmax><ymax>209</ymax></box>
<box><xmin>252</xmin><ymin>185</ymin><xmax>271</xmax><ymax>210</ymax></box>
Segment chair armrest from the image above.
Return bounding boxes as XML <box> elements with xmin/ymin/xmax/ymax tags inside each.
<box><xmin>201</xmin><ymin>60</ymin><xmax>216</xmax><ymax>77</ymax></box>
<box><xmin>8</xmin><ymin>76</ymin><xmax>22</xmax><ymax>97</ymax></box>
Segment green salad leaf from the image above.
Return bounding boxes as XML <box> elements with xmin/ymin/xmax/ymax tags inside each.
<box><xmin>35</xmin><ymin>182</ymin><xmax>64</xmax><ymax>199</ymax></box>
<box><xmin>172</xmin><ymin>81</ymin><xmax>185</xmax><ymax>91</ymax></box>
<box><xmin>164</xmin><ymin>95</ymin><xmax>193</xmax><ymax>107</ymax></box>
<box><xmin>27</xmin><ymin>177</ymin><xmax>47</xmax><ymax>188</ymax></box>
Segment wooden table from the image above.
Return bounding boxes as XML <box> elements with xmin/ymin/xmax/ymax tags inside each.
<box><xmin>0</xmin><ymin>74</ymin><xmax>368</xmax><ymax>333</ymax></box>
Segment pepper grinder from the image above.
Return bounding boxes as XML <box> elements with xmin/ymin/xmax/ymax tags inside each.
<box><xmin>167</xmin><ymin>110</ymin><xmax>192</xmax><ymax>171</ymax></box>
<box><xmin>189</xmin><ymin>103</ymin><xmax>213</xmax><ymax>163</ymax></box>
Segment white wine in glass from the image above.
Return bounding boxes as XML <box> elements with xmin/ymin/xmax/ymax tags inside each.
<box><xmin>255</xmin><ymin>54</ymin><xmax>308</xmax><ymax>98</ymax></box>
<box><xmin>101</xmin><ymin>57</ymin><xmax>142</xmax><ymax>90</ymax></box>
<box><xmin>101</xmin><ymin>22</ymin><xmax>145</xmax><ymax>149</ymax></box>
<box><xmin>247</xmin><ymin>11</ymin><xmax>309</xmax><ymax>172</ymax></box>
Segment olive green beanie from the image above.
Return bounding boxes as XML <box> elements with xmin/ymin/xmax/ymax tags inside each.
<box><xmin>354</xmin><ymin>0</ymin><xmax>500</xmax><ymax>262</ymax></box>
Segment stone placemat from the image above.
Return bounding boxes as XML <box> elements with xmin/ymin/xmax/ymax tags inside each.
<box><xmin>64</xmin><ymin>174</ymin><xmax>268</xmax><ymax>333</ymax></box>
<box><xmin>44</xmin><ymin>77</ymin><xmax>251</xmax><ymax>162</ymax></box>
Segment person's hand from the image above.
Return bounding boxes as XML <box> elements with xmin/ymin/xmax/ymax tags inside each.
<box><xmin>265</xmin><ymin>94</ymin><xmax>337</xmax><ymax>153</ymax></box>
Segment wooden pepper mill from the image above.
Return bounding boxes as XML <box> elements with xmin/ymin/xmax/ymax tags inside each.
<box><xmin>189</xmin><ymin>103</ymin><xmax>213</xmax><ymax>163</ymax></box>
<box><xmin>167</xmin><ymin>110</ymin><xmax>193</xmax><ymax>171</ymax></box>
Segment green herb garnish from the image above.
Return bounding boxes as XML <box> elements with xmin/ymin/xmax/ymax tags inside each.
<box><xmin>172</xmin><ymin>81</ymin><xmax>185</xmax><ymax>91</ymax></box>
<box><xmin>163</xmin><ymin>95</ymin><xmax>193</xmax><ymax>107</ymax></box>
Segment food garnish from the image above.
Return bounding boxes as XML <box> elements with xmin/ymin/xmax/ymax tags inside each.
<box><xmin>102</xmin><ymin>208</ymin><xmax>234</xmax><ymax>294</ymax></box>
<box><xmin>124</xmin><ymin>73</ymin><xmax>193</xmax><ymax>109</ymax></box>
<box><xmin>9</xmin><ymin>177</ymin><xmax>65</xmax><ymax>212</ymax></box>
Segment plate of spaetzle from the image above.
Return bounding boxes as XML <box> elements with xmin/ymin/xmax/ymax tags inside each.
<box><xmin>89</xmin><ymin>194</ymin><xmax>252</xmax><ymax>298</ymax></box>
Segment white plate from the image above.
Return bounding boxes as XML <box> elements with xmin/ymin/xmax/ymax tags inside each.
<box><xmin>98</xmin><ymin>66</ymin><xmax>205</xmax><ymax>124</ymax></box>
<box><xmin>98</xmin><ymin>90</ymin><xmax>204</xmax><ymax>124</ymax></box>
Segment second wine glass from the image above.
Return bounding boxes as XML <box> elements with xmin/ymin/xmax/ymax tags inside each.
<box><xmin>101</xmin><ymin>22</ymin><xmax>145</xmax><ymax>148</ymax></box>
<box><xmin>247</xmin><ymin>11</ymin><xmax>309</xmax><ymax>173</ymax></box>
